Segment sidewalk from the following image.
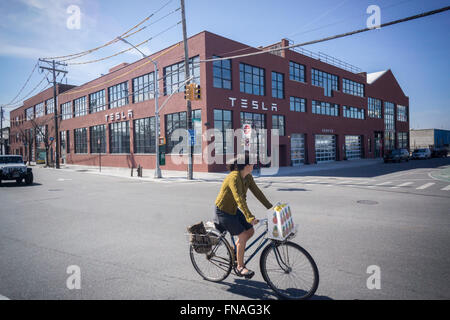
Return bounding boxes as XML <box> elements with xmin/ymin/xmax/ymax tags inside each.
<box><xmin>38</xmin><ymin>158</ymin><xmax>383</xmax><ymax>183</ymax></box>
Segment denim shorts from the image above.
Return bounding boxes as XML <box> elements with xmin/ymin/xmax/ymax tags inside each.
<box><xmin>214</xmin><ymin>206</ymin><xmax>253</xmax><ymax>236</ymax></box>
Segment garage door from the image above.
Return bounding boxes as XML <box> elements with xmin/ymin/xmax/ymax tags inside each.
<box><xmin>315</xmin><ymin>135</ymin><xmax>336</xmax><ymax>163</ymax></box>
<box><xmin>345</xmin><ymin>135</ymin><xmax>362</xmax><ymax>160</ymax></box>
<box><xmin>291</xmin><ymin>133</ymin><xmax>305</xmax><ymax>166</ymax></box>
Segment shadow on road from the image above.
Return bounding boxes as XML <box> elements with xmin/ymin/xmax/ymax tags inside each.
<box><xmin>219</xmin><ymin>278</ymin><xmax>333</xmax><ymax>300</ymax></box>
<box><xmin>0</xmin><ymin>182</ymin><xmax>42</xmax><ymax>188</ymax></box>
<box><xmin>285</xmin><ymin>158</ymin><xmax>450</xmax><ymax>179</ymax></box>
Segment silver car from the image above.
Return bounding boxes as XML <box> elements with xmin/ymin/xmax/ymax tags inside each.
<box><xmin>0</xmin><ymin>155</ymin><xmax>34</xmax><ymax>185</ymax></box>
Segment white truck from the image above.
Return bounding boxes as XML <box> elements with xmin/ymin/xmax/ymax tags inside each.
<box><xmin>0</xmin><ymin>155</ymin><xmax>33</xmax><ymax>185</ymax></box>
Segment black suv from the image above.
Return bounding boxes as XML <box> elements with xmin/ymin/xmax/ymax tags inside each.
<box><xmin>384</xmin><ymin>149</ymin><xmax>410</xmax><ymax>163</ymax></box>
<box><xmin>0</xmin><ymin>155</ymin><xmax>33</xmax><ymax>185</ymax></box>
<box><xmin>431</xmin><ymin>147</ymin><xmax>448</xmax><ymax>158</ymax></box>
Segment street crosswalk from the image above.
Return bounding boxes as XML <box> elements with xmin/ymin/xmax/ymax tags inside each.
<box><xmin>280</xmin><ymin>177</ymin><xmax>450</xmax><ymax>193</ymax></box>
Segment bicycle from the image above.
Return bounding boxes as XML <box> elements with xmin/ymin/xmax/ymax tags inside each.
<box><xmin>188</xmin><ymin>217</ymin><xmax>319</xmax><ymax>300</ymax></box>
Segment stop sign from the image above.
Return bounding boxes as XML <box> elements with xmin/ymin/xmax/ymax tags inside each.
<box><xmin>243</xmin><ymin>124</ymin><xmax>252</xmax><ymax>136</ymax></box>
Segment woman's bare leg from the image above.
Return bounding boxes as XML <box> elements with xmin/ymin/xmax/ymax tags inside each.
<box><xmin>236</xmin><ymin>228</ymin><xmax>254</xmax><ymax>272</ymax></box>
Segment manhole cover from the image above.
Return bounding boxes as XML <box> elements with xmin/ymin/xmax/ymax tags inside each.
<box><xmin>357</xmin><ymin>200</ymin><xmax>378</xmax><ymax>205</ymax></box>
<box><xmin>48</xmin><ymin>189</ymin><xmax>63</xmax><ymax>192</ymax></box>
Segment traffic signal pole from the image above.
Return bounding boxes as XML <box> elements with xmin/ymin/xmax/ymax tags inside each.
<box><xmin>180</xmin><ymin>0</ymin><xmax>193</xmax><ymax>180</ymax></box>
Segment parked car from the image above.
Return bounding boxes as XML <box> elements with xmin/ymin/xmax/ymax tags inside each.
<box><xmin>0</xmin><ymin>155</ymin><xmax>33</xmax><ymax>185</ymax></box>
<box><xmin>384</xmin><ymin>149</ymin><xmax>410</xmax><ymax>163</ymax></box>
<box><xmin>411</xmin><ymin>148</ymin><xmax>432</xmax><ymax>160</ymax></box>
<box><xmin>431</xmin><ymin>147</ymin><xmax>448</xmax><ymax>158</ymax></box>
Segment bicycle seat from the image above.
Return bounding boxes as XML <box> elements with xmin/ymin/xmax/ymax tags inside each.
<box><xmin>214</xmin><ymin>222</ymin><xmax>227</xmax><ymax>234</ymax></box>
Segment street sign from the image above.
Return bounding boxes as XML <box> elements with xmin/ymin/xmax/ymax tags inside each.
<box><xmin>243</xmin><ymin>124</ymin><xmax>252</xmax><ymax>137</ymax></box>
<box><xmin>188</xmin><ymin>129</ymin><xmax>195</xmax><ymax>146</ymax></box>
<box><xmin>49</xmin><ymin>137</ymin><xmax>54</xmax><ymax>142</ymax></box>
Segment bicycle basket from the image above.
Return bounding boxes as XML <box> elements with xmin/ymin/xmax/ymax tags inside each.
<box><xmin>187</xmin><ymin>222</ymin><xmax>213</xmax><ymax>254</ymax></box>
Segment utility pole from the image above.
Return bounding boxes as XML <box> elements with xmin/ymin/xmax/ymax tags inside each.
<box><xmin>38</xmin><ymin>59</ymin><xmax>68</xmax><ymax>169</ymax></box>
<box><xmin>0</xmin><ymin>106</ymin><xmax>3</xmax><ymax>155</ymax></box>
<box><xmin>180</xmin><ymin>0</ymin><xmax>193</xmax><ymax>180</ymax></box>
<box><xmin>117</xmin><ymin>36</ymin><xmax>162</xmax><ymax>179</ymax></box>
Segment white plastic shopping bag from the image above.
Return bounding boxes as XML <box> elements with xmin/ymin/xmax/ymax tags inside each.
<box><xmin>267</xmin><ymin>203</ymin><xmax>295</xmax><ymax>241</ymax></box>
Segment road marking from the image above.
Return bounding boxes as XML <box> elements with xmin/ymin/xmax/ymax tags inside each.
<box><xmin>441</xmin><ymin>185</ymin><xmax>450</xmax><ymax>191</ymax></box>
<box><xmin>355</xmin><ymin>181</ymin><xmax>369</xmax><ymax>185</ymax></box>
<box><xmin>391</xmin><ymin>181</ymin><xmax>414</xmax><ymax>189</ymax></box>
<box><xmin>304</xmin><ymin>179</ymin><xmax>319</xmax><ymax>183</ymax></box>
<box><xmin>416</xmin><ymin>183</ymin><xmax>435</xmax><ymax>190</ymax></box>
<box><xmin>337</xmin><ymin>180</ymin><xmax>353</xmax><ymax>184</ymax></box>
<box><xmin>376</xmin><ymin>181</ymin><xmax>392</xmax><ymax>186</ymax></box>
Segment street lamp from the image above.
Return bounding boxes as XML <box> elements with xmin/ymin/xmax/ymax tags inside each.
<box><xmin>117</xmin><ymin>36</ymin><xmax>162</xmax><ymax>179</ymax></box>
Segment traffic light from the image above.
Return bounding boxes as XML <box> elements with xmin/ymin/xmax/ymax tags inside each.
<box><xmin>184</xmin><ymin>83</ymin><xmax>194</xmax><ymax>100</ymax></box>
<box><xmin>194</xmin><ymin>84</ymin><xmax>201</xmax><ymax>100</ymax></box>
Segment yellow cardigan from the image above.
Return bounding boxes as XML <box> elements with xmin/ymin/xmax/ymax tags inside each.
<box><xmin>215</xmin><ymin>170</ymin><xmax>273</xmax><ymax>223</ymax></box>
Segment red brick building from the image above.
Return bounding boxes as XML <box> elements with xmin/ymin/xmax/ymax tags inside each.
<box><xmin>9</xmin><ymin>31</ymin><xmax>410</xmax><ymax>171</ymax></box>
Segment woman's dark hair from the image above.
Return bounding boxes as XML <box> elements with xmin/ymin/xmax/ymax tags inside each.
<box><xmin>227</xmin><ymin>151</ymin><xmax>252</xmax><ymax>172</ymax></box>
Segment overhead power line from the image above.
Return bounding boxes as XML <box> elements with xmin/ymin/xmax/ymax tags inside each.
<box><xmin>202</xmin><ymin>6</ymin><xmax>450</xmax><ymax>63</ymax></box>
<box><xmin>4</xmin><ymin>62</ymin><xmax>39</xmax><ymax>106</ymax></box>
<box><xmin>67</xmin><ymin>21</ymin><xmax>181</xmax><ymax>66</ymax></box>
<box><xmin>41</xmin><ymin>0</ymin><xmax>174</xmax><ymax>61</ymax></box>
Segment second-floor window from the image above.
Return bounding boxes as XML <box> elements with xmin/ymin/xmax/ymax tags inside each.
<box><xmin>89</xmin><ymin>90</ymin><xmax>105</xmax><ymax>113</ymax></box>
<box><xmin>289</xmin><ymin>61</ymin><xmax>305</xmax><ymax>82</ymax></box>
<box><xmin>213</xmin><ymin>56</ymin><xmax>232</xmax><ymax>89</ymax></box>
<box><xmin>271</xmin><ymin>71</ymin><xmax>284</xmax><ymax>99</ymax></box>
<box><xmin>108</xmin><ymin>82</ymin><xmax>129</xmax><ymax>109</ymax></box>
<box><xmin>368</xmin><ymin>97</ymin><xmax>382</xmax><ymax>118</ymax></box>
<box><xmin>397</xmin><ymin>105</ymin><xmax>407</xmax><ymax>122</ymax></box>
<box><xmin>26</xmin><ymin>107</ymin><xmax>34</xmax><ymax>120</ymax></box>
<box><xmin>46</xmin><ymin>98</ymin><xmax>54</xmax><ymax>114</ymax></box>
<box><xmin>163</xmin><ymin>56</ymin><xmax>200</xmax><ymax>95</ymax></box>
<box><xmin>343</xmin><ymin>78</ymin><xmax>364</xmax><ymax>97</ymax></box>
<box><xmin>312</xmin><ymin>100</ymin><xmax>339</xmax><ymax>117</ymax></box>
<box><xmin>35</xmin><ymin>102</ymin><xmax>44</xmax><ymax>118</ymax></box>
<box><xmin>290</xmin><ymin>97</ymin><xmax>306</xmax><ymax>112</ymax></box>
<box><xmin>343</xmin><ymin>106</ymin><xmax>365</xmax><ymax>119</ymax></box>
<box><xmin>311</xmin><ymin>69</ymin><xmax>339</xmax><ymax>97</ymax></box>
<box><xmin>74</xmin><ymin>96</ymin><xmax>87</xmax><ymax>117</ymax></box>
<box><xmin>239</xmin><ymin>63</ymin><xmax>265</xmax><ymax>96</ymax></box>
<box><xmin>133</xmin><ymin>72</ymin><xmax>155</xmax><ymax>103</ymax></box>
<box><xmin>61</xmin><ymin>102</ymin><xmax>72</xmax><ymax>120</ymax></box>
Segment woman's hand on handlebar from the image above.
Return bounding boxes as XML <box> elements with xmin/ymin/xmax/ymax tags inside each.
<box><xmin>251</xmin><ymin>219</ymin><xmax>259</xmax><ymax>226</ymax></box>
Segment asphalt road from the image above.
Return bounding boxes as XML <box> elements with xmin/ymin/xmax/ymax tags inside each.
<box><xmin>0</xmin><ymin>158</ymin><xmax>449</xmax><ymax>300</ymax></box>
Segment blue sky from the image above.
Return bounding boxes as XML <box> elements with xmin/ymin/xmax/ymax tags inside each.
<box><xmin>1</xmin><ymin>0</ymin><xmax>449</xmax><ymax>129</ymax></box>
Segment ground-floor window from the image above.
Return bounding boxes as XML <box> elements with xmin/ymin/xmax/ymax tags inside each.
<box><xmin>90</xmin><ymin>125</ymin><xmax>106</xmax><ymax>154</ymax></box>
<box><xmin>109</xmin><ymin>121</ymin><xmax>130</xmax><ymax>154</ymax></box>
<box><xmin>384</xmin><ymin>131</ymin><xmax>395</xmax><ymax>152</ymax></box>
<box><xmin>165</xmin><ymin>110</ymin><xmax>202</xmax><ymax>154</ymax></box>
<box><xmin>134</xmin><ymin>117</ymin><xmax>156</xmax><ymax>153</ymax></box>
<box><xmin>315</xmin><ymin>134</ymin><xmax>336</xmax><ymax>163</ymax></box>
<box><xmin>214</xmin><ymin>109</ymin><xmax>233</xmax><ymax>154</ymax></box>
<box><xmin>397</xmin><ymin>132</ymin><xmax>408</xmax><ymax>149</ymax></box>
<box><xmin>345</xmin><ymin>135</ymin><xmax>362</xmax><ymax>159</ymax></box>
<box><xmin>291</xmin><ymin>133</ymin><xmax>305</xmax><ymax>166</ymax></box>
<box><xmin>272</xmin><ymin>115</ymin><xmax>285</xmax><ymax>136</ymax></box>
<box><xmin>74</xmin><ymin>128</ymin><xmax>87</xmax><ymax>154</ymax></box>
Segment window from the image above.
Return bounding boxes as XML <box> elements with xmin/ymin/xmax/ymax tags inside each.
<box><xmin>312</xmin><ymin>100</ymin><xmax>339</xmax><ymax>116</ymax></box>
<box><xmin>26</xmin><ymin>107</ymin><xmax>34</xmax><ymax>120</ymax></box>
<box><xmin>272</xmin><ymin>115</ymin><xmax>285</xmax><ymax>136</ymax></box>
<box><xmin>74</xmin><ymin>128</ymin><xmax>87</xmax><ymax>154</ymax></box>
<box><xmin>290</xmin><ymin>97</ymin><xmax>306</xmax><ymax>112</ymax></box>
<box><xmin>289</xmin><ymin>61</ymin><xmax>305</xmax><ymax>82</ymax></box>
<box><xmin>61</xmin><ymin>102</ymin><xmax>72</xmax><ymax>120</ymax></box>
<box><xmin>163</xmin><ymin>56</ymin><xmax>200</xmax><ymax>95</ymax></box>
<box><xmin>109</xmin><ymin>121</ymin><xmax>130</xmax><ymax>153</ymax></box>
<box><xmin>240</xmin><ymin>112</ymin><xmax>266</xmax><ymax>129</ymax></box>
<box><xmin>212</xmin><ymin>56</ymin><xmax>231</xmax><ymax>89</ymax></box>
<box><xmin>36</xmin><ymin>126</ymin><xmax>45</xmax><ymax>143</ymax></box>
<box><xmin>133</xmin><ymin>72</ymin><xmax>155</xmax><ymax>103</ymax></box>
<box><xmin>46</xmin><ymin>98</ymin><xmax>54</xmax><ymax>114</ymax></box>
<box><xmin>60</xmin><ymin>130</ymin><xmax>69</xmax><ymax>154</ymax></box>
<box><xmin>214</xmin><ymin>109</ymin><xmax>233</xmax><ymax>154</ymax></box>
<box><xmin>164</xmin><ymin>110</ymin><xmax>202</xmax><ymax>154</ymax></box>
<box><xmin>398</xmin><ymin>132</ymin><xmax>408</xmax><ymax>149</ymax></box>
<box><xmin>89</xmin><ymin>90</ymin><xmax>105</xmax><ymax>113</ymax></box>
<box><xmin>134</xmin><ymin>117</ymin><xmax>156</xmax><ymax>153</ymax></box>
<box><xmin>343</xmin><ymin>106</ymin><xmax>365</xmax><ymax>119</ymax></box>
<box><xmin>35</xmin><ymin>102</ymin><xmax>44</xmax><ymax>118</ymax></box>
<box><xmin>74</xmin><ymin>96</ymin><xmax>87</xmax><ymax>117</ymax></box>
<box><xmin>397</xmin><ymin>105</ymin><xmax>407</xmax><ymax>122</ymax></box>
<box><xmin>239</xmin><ymin>63</ymin><xmax>265</xmax><ymax>96</ymax></box>
<box><xmin>108</xmin><ymin>82</ymin><xmax>129</xmax><ymax>109</ymax></box>
<box><xmin>343</xmin><ymin>78</ymin><xmax>364</xmax><ymax>97</ymax></box>
<box><xmin>271</xmin><ymin>71</ymin><xmax>284</xmax><ymax>99</ymax></box>
<box><xmin>90</xmin><ymin>125</ymin><xmax>106</xmax><ymax>153</ymax></box>
<box><xmin>384</xmin><ymin>102</ymin><xmax>395</xmax><ymax>131</ymax></box>
<box><xmin>368</xmin><ymin>97</ymin><xmax>382</xmax><ymax>118</ymax></box>
<box><xmin>311</xmin><ymin>69</ymin><xmax>339</xmax><ymax>97</ymax></box>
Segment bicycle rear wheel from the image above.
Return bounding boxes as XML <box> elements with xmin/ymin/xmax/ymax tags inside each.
<box><xmin>260</xmin><ymin>241</ymin><xmax>319</xmax><ymax>300</ymax></box>
<box><xmin>189</xmin><ymin>234</ymin><xmax>233</xmax><ymax>282</ymax></box>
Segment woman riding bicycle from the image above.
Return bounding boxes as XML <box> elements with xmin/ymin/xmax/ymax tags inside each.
<box><xmin>214</xmin><ymin>151</ymin><xmax>273</xmax><ymax>279</ymax></box>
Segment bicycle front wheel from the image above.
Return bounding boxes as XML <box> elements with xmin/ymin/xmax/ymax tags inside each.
<box><xmin>189</xmin><ymin>234</ymin><xmax>233</xmax><ymax>282</ymax></box>
<box><xmin>260</xmin><ymin>241</ymin><xmax>319</xmax><ymax>300</ymax></box>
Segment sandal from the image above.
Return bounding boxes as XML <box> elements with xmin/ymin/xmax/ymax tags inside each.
<box><xmin>236</xmin><ymin>266</ymin><xmax>255</xmax><ymax>279</ymax></box>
